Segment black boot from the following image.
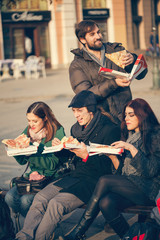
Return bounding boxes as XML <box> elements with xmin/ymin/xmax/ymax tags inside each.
<box><xmin>65</xmin><ymin>195</ymin><xmax>100</xmax><ymax>240</ymax></box>
<box><xmin>108</xmin><ymin>214</ymin><xmax>130</xmax><ymax>238</ymax></box>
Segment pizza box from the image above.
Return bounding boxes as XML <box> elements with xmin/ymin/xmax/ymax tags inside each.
<box><xmin>63</xmin><ymin>143</ymin><xmax>82</xmax><ymax>149</ymax></box>
<box><xmin>99</xmin><ymin>54</ymin><xmax>147</xmax><ymax>81</ymax></box>
<box><xmin>89</xmin><ymin>142</ymin><xmax>124</xmax><ymax>156</ymax></box>
<box><xmin>6</xmin><ymin>145</ymin><xmax>38</xmax><ymax>156</ymax></box>
<box><xmin>99</xmin><ymin>68</ymin><xmax>130</xmax><ymax>80</ymax></box>
<box><xmin>42</xmin><ymin>143</ymin><xmax>82</xmax><ymax>154</ymax></box>
<box><xmin>42</xmin><ymin>144</ymin><xmax>64</xmax><ymax>154</ymax></box>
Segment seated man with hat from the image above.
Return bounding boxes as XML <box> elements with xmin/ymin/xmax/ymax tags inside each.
<box><xmin>16</xmin><ymin>90</ymin><xmax>121</xmax><ymax>240</ymax></box>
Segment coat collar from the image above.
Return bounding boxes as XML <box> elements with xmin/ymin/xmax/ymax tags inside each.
<box><xmin>70</xmin><ymin>42</ymin><xmax>124</xmax><ymax>60</ymax></box>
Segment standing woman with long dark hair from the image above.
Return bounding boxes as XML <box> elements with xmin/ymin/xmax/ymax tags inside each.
<box><xmin>5</xmin><ymin>101</ymin><xmax>65</xmax><ymax>218</ymax></box>
<box><xmin>65</xmin><ymin>98</ymin><xmax>160</xmax><ymax>240</ymax></box>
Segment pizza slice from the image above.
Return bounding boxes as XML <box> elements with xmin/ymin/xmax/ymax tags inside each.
<box><xmin>61</xmin><ymin>136</ymin><xmax>69</xmax><ymax>144</ymax></box>
<box><xmin>105</xmin><ymin>50</ymin><xmax>127</xmax><ymax>69</ymax></box>
<box><xmin>2</xmin><ymin>133</ymin><xmax>30</xmax><ymax>149</ymax></box>
<box><xmin>89</xmin><ymin>143</ymin><xmax>124</xmax><ymax>155</ymax></box>
<box><xmin>61</xmin><ymin>136</ymin><xmax>80</xmax><ymax>145</ymax></box>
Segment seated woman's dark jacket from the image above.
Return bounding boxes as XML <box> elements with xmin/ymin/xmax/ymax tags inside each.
<box><xmin>116</xmin><ymin>126</ymin><xmax>160</xmax><ymax>202</ymax></box>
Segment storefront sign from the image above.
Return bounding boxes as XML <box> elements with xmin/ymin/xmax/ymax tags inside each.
<box><xmin>83</xmin><ymin>8</ymin><xmax>109</xmax><ymax>19</ymax></box>
<box><xmin>2</xmin><ymin>11</ymin><xmax>51</xmax><ymax>23</ymax></box>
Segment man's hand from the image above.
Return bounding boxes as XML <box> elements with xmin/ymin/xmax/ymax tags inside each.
<box><xmin>122</xmin><ymin>53</ymin><xmax>134</xmax><ymax>66</ymax></box>
<box><xmin>69</xmin><ymin>142</ymin><xmax>88</xmax><ymax>159</ymax></box>
<box><xmin>115</xmin><ymin>78</ymin><xmax>131</xmax><ymax>87</ymax></box>
<box><xmin>115</xmin><ymin>52</ymin><xmax>135</xmax><ymax>87</ymax></box>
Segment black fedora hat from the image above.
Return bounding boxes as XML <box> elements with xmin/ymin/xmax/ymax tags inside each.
<box><xmin>68</xmin><ymin>90</ymin><xmax>97</xmax><ymax>112</ymax></box>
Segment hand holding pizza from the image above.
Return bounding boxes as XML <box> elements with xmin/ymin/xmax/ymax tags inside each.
<box><xmin>115</xmin><ymin>52</ymin><xmax>134</xmax><ymax>87</ymax></box>
<box><xmin>121</xmin><ymin>53</ymin><xmax>134</xmax><ymax>66</ymax></box>
<box><xmin>105</xmin><ymin>50</ymin><xmax>134</xmax><ymax>68</ymax></box>
<box><xmin>52</xmin><ymin>136</ymin><xmax>80</xmax><ymax>147</ymax></box>
<box><xmin>105</xmin><ymin>50</ymin><xmax>134</xmax><ymax>87</ymax></box>
<box><xmin>111</xmin><ymin>141</ymin><xmax>138</xmax><ymax>157</ymax></box>
<box><xmin>69</xmin><ymin>142</ymin><xmax>88</xmax><ymax>159</ymax></box>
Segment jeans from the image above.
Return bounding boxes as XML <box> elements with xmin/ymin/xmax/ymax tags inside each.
<box><xmin>16</xmin><ymin>182</ymin><xmax>84</xmax><ymax>240</ymax></box>
<box><xmin>5</xmin><ymin>186</ymin><xmax>34</xmax><ymax>217</ymax></box>
<box><xmin>149</xmin><ymin>46</ymin><xmax>160</xmax><ymax>56</ymax></box>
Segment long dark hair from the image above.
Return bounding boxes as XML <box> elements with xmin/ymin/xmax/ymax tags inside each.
<box><xmin>27</xmin><ymin>102</ymin><xmax>62</xmax><ymax>142</ymax></box>
<box><xmin>121</xmin><ymin>98</ymin><xmax>159</xmax><ymax>152</ymax></box>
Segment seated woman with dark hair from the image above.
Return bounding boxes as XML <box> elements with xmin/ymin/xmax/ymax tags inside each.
<box><xmin>64</xmin><ymin>98</ymin><xmax>160</xmax><ymax>240</ymax></box>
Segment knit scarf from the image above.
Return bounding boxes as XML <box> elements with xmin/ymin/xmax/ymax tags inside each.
<box><xmin>29</xmin><ymin>128</ymin><xmax>47</xmax><ymax>144</ymax></box>
<box><xmin>122</xmin><ymin>131</ymin><xmax>141</xmax><ymax>176</ymax></box>
<box><xmin>71</xmin><ymin>110</ymin><xmax>101</xmax><ymax>144</ymax></box>
<box><xmin>82</xmin><ymin>44</ymin><xmax>106</xmax><ymax>67</ymax></box>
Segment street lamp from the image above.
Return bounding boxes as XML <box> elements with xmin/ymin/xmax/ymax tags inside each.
<box><xmin>151</xmin><ymin>0</ymin><xmax>160</xmax><ymax>89</ymax></box>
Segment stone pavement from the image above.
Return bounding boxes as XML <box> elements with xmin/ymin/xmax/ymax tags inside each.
<box><xmin>0</xmin><ymin>57</ymin><xmax>160</xmax><ymax>240</ymax></box>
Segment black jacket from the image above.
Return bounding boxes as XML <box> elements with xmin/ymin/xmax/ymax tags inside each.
<box><xmin>61</xmin><ymin>113</ymin><xmax>121</xmax><ymax>203</ymax></box>
<box><xmin>114</xmin><ymin>126</ymin><xmax>160</xmax><ymax>202</ymax></box>
<box><xmin>69</xmin><ymin>42</ymin><xmax>148</xmax><ymax>123</ymax></box>
<box><xmin>122</xmin><ymin>127</ymin><xmax>160</xmax><ymax>201</ymax></box>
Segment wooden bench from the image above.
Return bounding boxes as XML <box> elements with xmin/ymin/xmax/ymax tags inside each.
<box><xmin>81</xmin><ymin>204</ymin><xmax>155</xmax><ymax>234</ymax></box>
<box><xmin>1</xmin><ymin>189</ymin><xmax>155</xmax><ymax>233</ymax></box>
<box><xmin>1</xmin><ymin>188</ymin><xmax>155</xmax><ymax>221</ymax></box>
<box><xmin>123</xmin><ymin>205</ymin><xmax>155</xmax><ymax>222</ymax></box>
<box><xmin>81</xmin><ymin>204</ymin><xmax>155</xmax><ymax>223</ymax></box>
<box><xmin>103</xmin><ymin>205</ymin><xmax>155</xmax><ymax>233</ymax></box>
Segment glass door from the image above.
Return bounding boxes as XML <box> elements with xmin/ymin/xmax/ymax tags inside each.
<box><xmin>13</xmin><ymin>28</ymin><xmax>25</xmax><ymax>59</ymax></box>
<box><xmin>38</xmin><ymin>25</ymin><xmax>51</xmax><ymax>67</ymax></box>
<box><xmin>3</xmin><ymin>27</ymin><xmax>12</xmax><ymax>59</ymax></box>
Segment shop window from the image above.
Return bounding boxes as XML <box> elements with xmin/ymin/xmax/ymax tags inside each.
<box><xmin>82</xmin><ymin>0</ymin><xmax>106</xmax><ymax>9</ymax></box>
<box><xmin>30</xmin><ymin>0</ymin><xmax>40</xmax><ymax>9</ymax></box>
<box><xmin>1</xmin><ymin>0</ymin><xmax>16</xmax><ymax>11</ymax></box>
<box><xmin>39</xmin><ymin>0</ymin><xmax>48</xmax><ymax>10</ymax></box>
<box><xmin>3</xmin><ymin>27</ymin><xmax>12</xmax><ymax>59</ymax></box>
<box><xmin>1</xmin><ymin>0</ymin><xmax>48</xmax><ymax>11</ymax></box>
<box><xmin>131</xmin><ymin>0</ymin><xmax>142</xmax><ymax>49</ymax></box>
<box><xmin>13</xmin><ymin>29</ymin><xmax>25</xmax><ymax>59</ymax></box>
<box><xmin>39</xmin><ymin>25</ymin><xmax>51</xmax><ymax>66</ymax></box>
<box><xmin>97</xmin><ymin>21</ymin><xmax>108</xmax><ymax>42</ymax></box>
<box><xmin>18</xmin><ymin>0</ymin><xmax>29</xmax><ymax>9</ymax></box>
<box><xmin>154</xmin><ymin>0</ymin><xmax>158</xmax><ymax>15</ymax></box>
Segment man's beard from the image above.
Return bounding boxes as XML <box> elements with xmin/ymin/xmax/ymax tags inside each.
<box><xmin>86</xmin><ymin>39</ymin><xmax>103</xmax><ymax>51</ymax></box>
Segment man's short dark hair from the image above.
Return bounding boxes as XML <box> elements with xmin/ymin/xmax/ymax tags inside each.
<box><xmin>75</xmin><ymin>20</ymin><xmax>99</xmax><ymax>42</ymax></box>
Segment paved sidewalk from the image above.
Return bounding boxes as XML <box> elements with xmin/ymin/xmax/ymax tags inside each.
<box><xmin>0</xmin><ymin>57</ymin><xmax>160</xmax><ymax>240</ymax></box>
<box><xmin>130</xmin><ymin>58</ymin><xmax>160</xmax><ymax>119</ymax></box>
<box><xmin>0</xmin><ymin>58</ymin><xmax>159</xmax><ymax>118</ymax></box>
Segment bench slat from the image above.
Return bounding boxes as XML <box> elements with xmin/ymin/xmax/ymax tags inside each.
<box><xmin>123</xmin><ymin>205</ymin><xmax>155</xmax><ymax>214</ymax></box>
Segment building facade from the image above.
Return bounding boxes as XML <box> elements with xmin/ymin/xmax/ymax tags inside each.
<box><xmin>0</xmin><ymin>0</ymin><xmax>159</xmax><ymax>69</ymax></box>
